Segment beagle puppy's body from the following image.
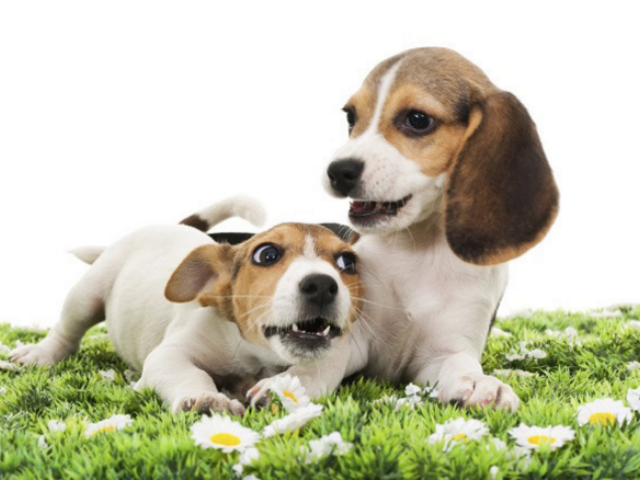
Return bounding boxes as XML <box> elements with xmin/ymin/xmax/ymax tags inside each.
<box><xmin>11</xmin><ymin>198</ymin><xmax>363</xmax><ymax>414</ymax></box>
<box><xmin>324</xmin><ymin>48</ymin><xmax>559</xmax><ymax>409</ymax></box>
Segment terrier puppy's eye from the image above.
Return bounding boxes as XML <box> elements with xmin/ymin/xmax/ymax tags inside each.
<box><xmin>398</xmin><ymin>109</ymin><xmax>437</xmax><ymax>136</ymax></box>
<box><xmin>335</xmin><ymin>252</ymin><xmax>357</xmax><ymax>274</ymax></box>
<box><xmin>252</xmin><ymin>244</ymin><xmax>282</xmax><ymax>266</ymax></box>
<box><xmin>343</xmin><ymin>106</ymin><xmax>356</xmax><ymax>133</ymax></box>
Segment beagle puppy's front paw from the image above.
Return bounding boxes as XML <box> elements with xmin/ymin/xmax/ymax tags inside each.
<box><xmin>439</xmin><ymin>374</ymin><xmax>520</xmax><ymax>411</ymax></box>
<box><xmin>173</xmin><ymin>392</ymin><xmax>246</xmax><ymax>416</ymax></box>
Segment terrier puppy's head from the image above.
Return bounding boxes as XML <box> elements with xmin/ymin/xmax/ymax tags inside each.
<box><xmin>165</xmin><ymin>223</ymin><xmax>363</xmax><ymax>364</ymax></box>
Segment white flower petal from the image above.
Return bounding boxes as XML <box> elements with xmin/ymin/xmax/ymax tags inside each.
<box><xmin>627</xmin><ymin>361</ymin><xmax>640</xmax><ymax>371</ymax></box>
<box><xmin>428</xmin><ymin>418</ymin><xmax>489</xmax><ymax>451</ymax></box>
<box><xmin>85</xmin><ymin>414</ymin><xmax>133</xmax><ymax>438</ymax></box>
<box><xmin>191</xmin><ymin>414</ymin><xmax>260</xmax><ymax>452</ymax></box>
<box><xmin>263</xmin><ymin>403</ymin><xmax>323</xmax><ymax>437</ymax></box>
<box><xmin>269</xmin><ymin>375</ymin><xmax>311</xmax><ymax>412</ymax></box>
<box><xmin>577</xmin><ymin>398</ymin><xmax>633</xmax><ymax>426</ymax></box>
<box><xmin>48</xmin><ymin>420</ymin><xmax>66</xmax><ymax>433</ymax></box>
<box><xmin>37</xmin><ymin>435</ymin><xmax>49</xmax><ymax>449</ymax></box>
<box><xmin>627</xmin><ymin>387</ymin><xmax>640</xmax><ymax>412</ymax></box>
<box><xmin>303</xmin><ymin>432</ymin><xmax>353</xmax><ymax>463</ymax></box>
<box><xmin>509</xmin><ymin>423</ymin><xmax>574</xmax><ymax>450</ymax></box>
<box><xmin>405</xmin><ymin>383</ymin><xmax>422</xmax><ymax>397</ymax></box>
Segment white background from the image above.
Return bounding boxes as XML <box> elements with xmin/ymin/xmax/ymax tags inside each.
<box><xmin>1</xmin><ymin>1</ymin><xmax>638</xmax><ymax>327</ymax></box>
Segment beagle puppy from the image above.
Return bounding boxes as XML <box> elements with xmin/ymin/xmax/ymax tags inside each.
<box><xmin>10</xmin><ymin>197</ymin><xmax>363</xmax><ymax>414</ymax></box>
<box><xmin>323</xmin><ymin>48</ymin><xmax>559</xmax><ymax>410</ymax></box>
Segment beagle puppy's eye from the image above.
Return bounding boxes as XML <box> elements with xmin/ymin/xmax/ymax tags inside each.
<box><xmin>397</xmin><ymin>109</ymin><xmax>437</xmax><ymax>137</ymax></box>
<box><xmin>252</xmin><ymin>244</ymin><xmax>282</xmax><ymax>266</ymax></box>
<box><xmin>343</xmin><ymin>106</ymin><xmax>357</xmax><ymax>133</ymax></box>
<box><xmin>335</xmin><ymin>252</ymin><xmax>357</xmax><ymax>274</ymax></box>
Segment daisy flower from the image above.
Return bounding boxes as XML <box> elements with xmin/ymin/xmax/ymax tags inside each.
<box><xmin>99</xmin><ymin>369</ymin><xmax>116</xmax><ymax>382</ymax></box>
<box><xmin>577</xmin><ymin>398</ymin><xmax>632</xmax><ymax>426</ymax></box>
<box><xmin>48</xmin><ymin>420</ymin><xmax>66</xmax><ymax>433</ymax></box>
<box><xmin>428</xmin><ymin>418</ymin><xmax>489</xmax><ymax>451</ymax></box>
<box><xmin>395</xmin><ymin>395</ymin><xmax>424</xmax><ymax>411</ymax></box>
<box><xmin>0</xmin><ymin>387</ymin><xmax>6</xmax><ymax>395</ymax></box>
<box><xmin>302</xmin><ymin>432</ymin><xmax>353</xmax><ymax>464</ymax></box>
<box><xmin>405</xmin><ymin>383</ymin><xmax>422</xmax><ymax>397</ymax></box>
<box><xmin>85</xmin><ymin>414</ymin><xmax>133</xmax><ymax>438</ymax></box>
<box><xmin>232</xmin><ymin>446</ymin><xmax>260</xmax><ymax>476</ymax></box>
<box><xmin>191</xmin><ymin>414</ymin><xmax>260</xmax><ymax>452</ymax></box>
<box><xmin>488</xmin><ymin>437</ymin><xmax>532</xmax><ymax>468</ymax></box>
<box><xmin>269</xmin><ymin>375</ymin><xmax>310</xmax><ymax>412</ymax></box>
<box><xmin>627</xmin><ymin>361</ymin><xmax>640</xmax><ymax>371</ymax></box>
<box><xmin>588</xmin><ymin>308</ymin><xmax>623</xmax><ymax>318</ymax></box>
<box><xmin>37</xmin><ymin>435</ymin><xmax>49</xmax><ymax>449</ymax></box>
<box><xmin>491</xmin><ymin>328</ymin><xmax>512</xmax><ymax>338</ymax></box>
<box><xmin>627</xmin><ymin>386</ymin><xmax>640</xmax><ymax>412</ymax></box>
<box><xmin>506</xmin><ymin>342</ymin><xmax>546</xmax><ymax>362</ymax></box>
<box><xmin>263</xmin><ymin>403</ymin><xmax>323</xmax><ymax>437</ymax></box>
<box><xmin>509</xmin><ymin>424</ymin><xmax>575</xmax><ymax>450</ymax></box>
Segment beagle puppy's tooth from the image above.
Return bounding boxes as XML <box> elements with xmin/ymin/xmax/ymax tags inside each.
<box><xmin>10</xmin><ymin>198</ymin><xmax>363</xmax><ymax>414</ymax></box>
<box><xmin>324</xmin><ymin>47</ymin><xmax>559</xmax><ymax>411</ymax></box>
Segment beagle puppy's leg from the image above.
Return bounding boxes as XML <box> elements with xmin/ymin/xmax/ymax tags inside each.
<box><xmin>10</xmin><ymin>268</ymin><xmax>106</xmax><ymax>366</ymax></box>
<box><xmin>137</xmin><ymin>343</ymin><xmax>246</xmax><ymax>415</ymax></box>
<box><xmin>416</xmin><ymin>351</ymin><xmax>519</xmax><ymax>410</ymax></box>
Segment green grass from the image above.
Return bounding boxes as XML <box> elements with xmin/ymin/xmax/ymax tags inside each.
<box><xmin>2</xmin><ymin>306</ymin><xmax>640</xmax><ymax>480</ymax></box>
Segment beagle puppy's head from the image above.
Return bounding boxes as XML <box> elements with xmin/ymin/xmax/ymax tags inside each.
<box><xmin>165</xmin><ymin>223</ymin><xmax>363</xmax><ymax>364</ymax></box>
<box><xmin>324</xmin><ymin>47</ymin><xmax>559</xmax><ymax>265</ymax></box>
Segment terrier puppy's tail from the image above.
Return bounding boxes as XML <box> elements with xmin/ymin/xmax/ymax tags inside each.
<box><xmin>180</xmin><ymin>195</ymin><xmax>267</xmax><ymax>232</ymax></box>
<box><xmin>69</xmin><ymin>246</ymin><xmax>107</xmax><ymax>265</ymax></box>
<box><xmin>70</xmin><ymin>196</ymin><xmax>266</xmax><ymax>265</ymax></box>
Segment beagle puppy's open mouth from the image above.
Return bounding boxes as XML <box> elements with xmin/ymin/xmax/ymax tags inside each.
<box><xmin>348</xmin><ymin>195</ymin><xmax>413</xmax><ymax>225</ymax></box>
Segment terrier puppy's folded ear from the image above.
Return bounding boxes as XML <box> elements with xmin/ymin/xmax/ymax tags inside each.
<box><xmin>165</xmin><ymin>244</ymin><xmax>234</xmax><ymax>305</ymax></box>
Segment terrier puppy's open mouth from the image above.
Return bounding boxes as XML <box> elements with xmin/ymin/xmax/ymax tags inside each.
<box><xmin>263</xmin><ymin>317</ymin><xmax>343</xmax><ymax>346</ymax></box>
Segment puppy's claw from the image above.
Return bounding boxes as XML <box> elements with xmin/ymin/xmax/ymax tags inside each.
<box><xmin>440</xmin><ymin>374</ymin><xmax>519</xmax><ymax>411</ymax></box>
<box><xmin>173</xmin><ymin>392</ymin><xmax>246</xmax><ymax>416</ymax></box>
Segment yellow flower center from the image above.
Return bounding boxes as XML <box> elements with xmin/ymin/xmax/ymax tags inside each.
<box><xmin>452</xmin><ymin>433</ymin><xmax>468</xmax><ymax>441</ymax></box>
<box><xmin>283</xmin><ymin>390</ymin><xmax>298</xmax><ymax>404</ymax></box>
<box><xmin>93</xmin><ymin>425</ymin><xmax>117</xmax><ymax>435</ymax></box>
<box><xmin>210</xmin><ymin>433</ymin><xmax>242</xmax><ymax>447</ymax></box>
<box><xmin>588</xmin><ymin>412</ymin><xmax>615</xmax><ymax>425</ymax></box>
<box><xmin>527</xmin><ymin>435</ymin><xmax>556</xmax><ymax>446</ymax></box>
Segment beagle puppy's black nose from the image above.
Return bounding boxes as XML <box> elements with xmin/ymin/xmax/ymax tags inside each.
<box><xmin>327</xmin><ymin>158</ymin><xmax>364</xmax><ymax>197</ymax></box>
<box><xmin>299</xmin><ymin>274</ymin><xmax>338</xmax><ymax>307</ymax></box>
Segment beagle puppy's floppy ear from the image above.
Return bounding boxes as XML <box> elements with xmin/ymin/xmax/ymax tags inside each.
<box><xmin>445</xmin><ymin>91</ymin><xmax>559</xmax><ymax>266</ymax></box>
<box><xmin>165</xmin><ymin>244</ymin><xmax>234</xmax><ymax>305</ymax></box>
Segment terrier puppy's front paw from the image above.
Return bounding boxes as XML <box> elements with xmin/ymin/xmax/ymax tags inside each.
<box><xmin>173</xmin><ymin>392</ymin><xmax>246</xmax><ymax>416</ymax></box>
<box><xmin>9</xmin><ymin>342</ymin><xmax>67</xmax><ymax>367</ymax></box>
<box><xmin>246</xmin><ymin>378</ymin><xmax>274</xmax><ymax>409</ymax></box>
<box><xmin>439</xmin><ymin>374</ymin><xmax>520</xmax><ymax>411</ymax></box>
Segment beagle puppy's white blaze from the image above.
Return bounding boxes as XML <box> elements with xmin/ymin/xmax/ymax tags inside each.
<box><xmin>323</xmin><ymin>48</ymin><xmax>559</xmax><ymax>410</ymax></box>
<box><xmin>10</xmin><ymin>197</ymin><xmax>363</xmax><ymax>414</ymax></box>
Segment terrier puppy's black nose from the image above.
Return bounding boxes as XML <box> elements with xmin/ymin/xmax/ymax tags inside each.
<box><xmin>327</xmin><ymin>158</ymin><xmax>364</xmax><ymax>197</ymax></box>
<box><xmin>299</xmin><ymin>274</ymin><xmax>338</xmax><ymax>307</ymax></box>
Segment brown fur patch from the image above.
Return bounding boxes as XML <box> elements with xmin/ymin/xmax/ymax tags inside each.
<box><xmin>180</xmin><ymin>214</ymin><xmax>209</xmax><ymax>232</ymax></box>
<box><xmin>445</xmin><ymin>93</ymin><xmax>559</xmax><ymax>265</ymax></box>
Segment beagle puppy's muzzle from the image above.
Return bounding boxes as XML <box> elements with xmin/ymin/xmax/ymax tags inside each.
<box><xmin>323</xmin><ymin>48</ymin><xmax>559</xmax><ymax>410</ymax></box>
<box><xmin>10</xmin><ymin>197</ymin><xmax>363</xmax><ymax>414</ymax></box>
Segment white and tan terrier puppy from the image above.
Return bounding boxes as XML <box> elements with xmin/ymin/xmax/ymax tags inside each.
<box><xmin>11</xmin><ymin>197</ymin><xmax>363</xmax><ymax>414</ymax></box>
